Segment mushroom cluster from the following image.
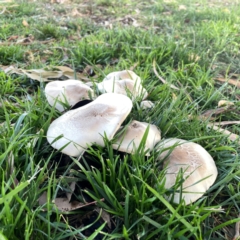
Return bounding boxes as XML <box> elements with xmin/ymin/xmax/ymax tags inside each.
<box><xmin>45</xmin><ymin>69</ymin><xmax>218</xmax><ymax>205</ymax></box>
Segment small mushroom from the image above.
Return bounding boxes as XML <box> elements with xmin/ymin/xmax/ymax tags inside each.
<box><xmin>103</xmin><ymin>70</ymin><xmax>141</xmax><ymax>82</ymax></box>
<box><xmin>140</xmin><ymin>100</ymin><xmax>155</xmax><ymax>109</ymax></box>
<box><xmin>112</xmin><ymin>120</ymin><xmax>161</xmax><ymax>155</ymax></box>
<box><xmin>97</xmin><ymin>78</ymin><xmax>148</xmax><ymax>100</ymax></box>
<box><xmin>157</xmin><ymin>138</ymin><xmax>218</xmax><ymax>205</ymax></box>
<box><xmin>47</xmin><ymin>93</ymin><xmax>133</xmax><ymax>156</ymax></box>
<box><xmin>45</xmin><ymin>79</ymin><xmax>94</xmax><ymax>112</ymax></box>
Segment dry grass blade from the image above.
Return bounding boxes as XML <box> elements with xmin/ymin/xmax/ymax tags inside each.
<box><xmin>207</xmin><ymin>123</ymin><xmax>239</xmax><ymax>142</ymax></box>
<box><xmin>201</xmin><ymin>106</ymin><xmax>235</xmax><ymax>118</ymax></box>
<box><xmin>7</xmin><ymin>151</ymin><xmax>19</xmax><ymax>187</ymax></box>
<box><xmin>233</xmin><ymin>214</ymin><xmax>240</xmax><ymax>240</ymax></box>
<box><xmin>153</xmin><ymin>59</ymin><xmax>179</xmax><ymax>90</ymax></box>
<box><xmin>0</xmin><ymin>39</ymin><xmax>54</xmax><ymax>46</ymax></box>
<box><xmin>212</xmin><ymin>121</ymin><xmax>240</xmax><ymax>126</ymax></box>
<box><xmin>215</xmin><ymin>77</ymin><xmax>240</xmax><ymax>88</ymax></box>
<box><xmin>0</xmin><ymin>7</ymin><xmax>6</xmax><ymax>14</ymax></box>
<box><xmin>129</xmin><ymin>62</ymin><xmax>139</xmax><ymax>71</ymax></box>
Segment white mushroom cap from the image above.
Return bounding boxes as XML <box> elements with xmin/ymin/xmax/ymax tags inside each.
<box><xmin>97</xmin><ymin>78</ymin><xmax>148</xmax><ymax>100</ymax></box>
<box><xmin>157</xmin><ymin>138</ymin><xmax>218</xmax><ymax>205</ymax></box>
<box><xmin>103</xmin><ymin>70</ymin><xmax>141</xmax><ymax>82</ymax></box>
<box><xmin>45</xmin><ymin>79</ymin><xmax>94</xmax><ymax>112</ymax></box>
<box><xmin>112</xmin><ymin>120</ymin><xmax>161</xmax><ymax>155</ymax></box>
<box><xmin>140</xmin><ymin>100</ymin><xmax>155</xmax><ymax>109</ymax></box>
<box><xmin>47</xmin><ymin>93</ymin><xmax>133</xmax><ymax>156</ymax></box>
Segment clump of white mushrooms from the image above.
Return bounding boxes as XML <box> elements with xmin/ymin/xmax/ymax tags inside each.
<box><xmin>45</xmin><ymin>69</ymin><xmax>218</xmax><ymax>205</ymax></box>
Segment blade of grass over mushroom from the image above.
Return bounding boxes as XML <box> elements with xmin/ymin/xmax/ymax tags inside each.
<box><xmin>134</xmin><ymin>175</ymin><xmax>197</xmax><ymax>236</ymax></box>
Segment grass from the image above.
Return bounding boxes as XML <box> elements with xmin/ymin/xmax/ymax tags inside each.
<box><xmin>1</xmin><ymin>0</ymin><xmax>240</xmax><ymax>239</ymax></box>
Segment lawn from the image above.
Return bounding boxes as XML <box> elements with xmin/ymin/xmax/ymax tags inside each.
<box><xmin>1</xmin><ymin>0</ymin><xmax>240</xmax><ymax>239</ymax></box>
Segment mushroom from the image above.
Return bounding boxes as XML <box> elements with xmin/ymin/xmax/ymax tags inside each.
<box><xmin>103</xmin><ymin>70</ymin><xmax>141</xmax><ymax>82</ymax></box>
<box><xmin>97</xmin><ymin>78</ymin><xmax>148</xmax><ymax>100</ymax></box>
<box><xmin>47</xmin><ymin>93</ymin><xmax>133</xmax><ymax>156</ymax></box>
<box><xmin>112</xmin><ymin>120</ymin><xmax>161</xmax><ymax>155</ymax></box>
<box><xmin>140</xmin><ymin>100</ymin><xmax>155</xmax><ymax>109</ymax></box>
<box><xmin>45</xmin><ymin>79</ymin><xmax>94</xmax><ymax>112</ymax></box>
<box><xmin>157</xmin><ymin>138</ymin><xmax>218</xmax><ymax>205</ymax></box>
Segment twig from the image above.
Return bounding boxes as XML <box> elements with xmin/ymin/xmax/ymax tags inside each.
<box><xmin>201</xmin><ymin>106</ymin><xmax>235</xmax><ymax>118</ymax></box>
<box><xmin>152</xmin><ymin>59</ymin><xmax>179</xmax><ymax>90</ymax></box>
<box><xmin>233</xmin><ymin>213</ymin><xmax>240</xmax><ymax>240</ymax></box>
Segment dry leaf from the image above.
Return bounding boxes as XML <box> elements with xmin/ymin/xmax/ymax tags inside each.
<box><xmin>71</xmin><ymin>8</ymin><xmax>82</xmax><ymax>17</ymax></box>
<box><xmin>201</xmin><ymin>106</ymin><xmax>235</xmax><ymax>118</ymax></box>
<box><xmin>53</xmin><ymin>198</ymin><xmax>84</xmax><ymax>211</ymax></box>
<box><xmin>215</xmin><ymin>77</ymin><xmax>240</xmax><ymax>88</ymax></box>
<box><xmin>24</xmin><ymin>51</ymin><xmax>34</xmax><ymax>63</ymax></box>
<box><xmin>218</xmin><ymin>100</ymin><xmax>234</xmax><ymax>107</ymax></box>
<box><xmin>178</xmin><ymin>5</ymin><xmax>187</xmax><ymax>10</ymax></box>
<box><xmin>53</xmin><ymin>66</ymin><xmax>90</xmax><ymax>81</ymax></box>
<box><xmin>39</xmin><ymin>191</ymin><xmax>48</xmax><ymax>205</ymax></box>
<box><xmin>7</xmin><ymin>35</ymin><xmax>19</xmax><ymax>41</ymax></box>
<box><xmin>66</xmin><ymin>181</ymin><xmax>76</xmax><ymax>202</ymax></box>
<box><xmin>22</xmin><ymin>69</ymin><xmax>63</xmax><ymax>82</ymax></box>
<box><xmin>53</xmin><ymin>198</ymin><xmax>103</xmax><ymax>212</ymax></box>
<box><xmin>3</xmin><ymin>65</ymin><xmax>16</xmax><ymax>74</ymax></box>
<box><xmin>22</xmin><ymin>19</ymin><xmax>29</xmax><ymax>27</ymax></box>
<box><xmin>172</xmin><ymin>92</ymin><xmax>177</xmax><ymax>101</ymax></box>
<box><xmin>95</xmin><ymin>207</ymin><xmax>111</xmax><ymax>228</ymax></box>
<box><xmin>188</xmin><ymin>53</ymin><xmax>200</xmax><ymax>62</ymax></box>
<box><xmin>153</xmin><ymin>59</ymin><xmax>179</xmax><ymax>90</ymax></box>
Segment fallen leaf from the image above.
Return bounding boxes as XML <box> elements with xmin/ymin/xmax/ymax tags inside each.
<box><xmin>53</xmin><ymin>66</ymin><xmax>90</xmax><ymax>81</ymax></box>
<box><xmin>215</xmin><ymin>77</ymin><xmax>240</xmax><ymax>88</ymax></box>
<box><xmin>162</xmin><ymin>11</ymin><xmax>172</xmax><ymax>15</ymax></box>
<box><xmin>201</xmin><ymin>106</ymin><xmax>235</xmax><ymax>118</ymax></box>
<box><xmin>218</xmin><ymin>100</ymin><xmax>234</xmax><ymax>107</ymax></box>
<box><xmin>53</xmin><ymin>198</ymin><xmax>104</xmax><ymax>212</ymax></box>
<box><xmin>22</xmin><ymin>69</ymin><xmax>62</xmax><ymax>82</ymax></box>
<box><xmin>188</xmin><ymin>53</ymin><xmax>200</xmax><ymax>62</ymax></box>
<box><xmin>38</xmin><ymin>191</ymin><xmax>48</xmax><ymax>205</ymax></box>
<box><xmin>178</xmin><ymin>5</ymin><xmax>187</xmax><ymax>10</ymax></box>
<box><xmin>7</xmin><ymin>35</ymin><xmax>19</xmax><ymax>41</ymax></box>
<box><xmin>22</xmin><ymin>19</ymin><xmax>29</xmax><ymax>27</ymax></box>
<box><xmin>95</xmin><ymin>207</ymin><xmax>111</xmax><ymax>228</ymax></box>
<box><xmin>24</xmin><ymin>51</ymin><xmax>35</xmax><ymax>63</ymax></box>
<box><xmin>66</xmin><ymin>181</ymin><xmax>76</xmax><ymax>202</ymax></box>
<box><xmin>71</xmin><ymin>8</ymin><xmax>83</xmax><ymax>17</ymax></box>
<box><xmin>53</xmin><ymin>198</ymin><xmax>84</xmax><ymax>211</ymax></box>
